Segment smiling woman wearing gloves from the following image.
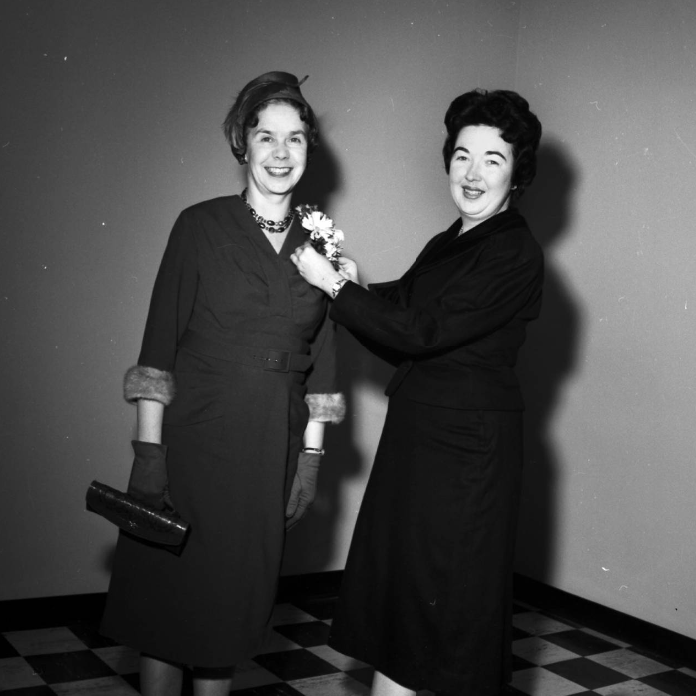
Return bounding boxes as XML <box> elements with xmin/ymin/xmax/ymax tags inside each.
<box><xmin>100</xmin><ymin>71</ymin><xmax>344</xmax><ymax>696</ymax></box>
<box><xmin>293</xmin><ymin>88</ymin><xmax>543</xmax><ymax>696</ymax></box>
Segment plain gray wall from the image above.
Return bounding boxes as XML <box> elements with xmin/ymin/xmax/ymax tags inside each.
<box><xmin>2</xmin><ymin>0</ymin><xmax>695</xmax><ymax>641</ymax></box>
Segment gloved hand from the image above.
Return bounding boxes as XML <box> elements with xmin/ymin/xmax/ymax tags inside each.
<box><xmin>127</xmin><ymin>440</ymin><xmax>172</xmax><ymax>510</ymax></box>
<box><xmin>285</xmin><ymin>451</ymin><xmax>322</xmax><ymax>530</ymax></box>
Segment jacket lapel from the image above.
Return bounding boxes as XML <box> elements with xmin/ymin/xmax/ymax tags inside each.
<box><xmin>410</xmin><ymin>209</ymin><xmax>525</xmax><ymax>278</ymax></box>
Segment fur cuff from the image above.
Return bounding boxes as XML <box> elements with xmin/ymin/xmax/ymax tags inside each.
<box><xmin>305</xmin><ymin>393</ymin><xmax>346</xmax><ymax>424</ymax></box>
<box><xmin>123</xmin><ymin>365</ymin><xmax>176</xmax><ymax>406</ymax></box>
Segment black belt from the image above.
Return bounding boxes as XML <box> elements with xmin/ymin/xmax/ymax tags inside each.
<box><xmin>179</xmin><ymin>331</ymin><xmax>312</xmax><ymax>374</ymax></box>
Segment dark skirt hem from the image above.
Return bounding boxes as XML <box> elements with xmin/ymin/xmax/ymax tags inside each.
<box><xmin>99</xmin><ymin>617</ymin><xmax>268</xmax><ymax>669</ymax></box>
<box><xmin>326</xmin><ymin>636</ymin><xmax>506</xmax><ymax>696</ymax></box>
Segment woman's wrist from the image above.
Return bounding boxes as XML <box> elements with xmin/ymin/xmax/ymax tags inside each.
<box><xmin>329</xmin><ymin>277</ymin><xmax>349</xmax><ymax>299</ymax></box>
<box><xmin>319</xmin><ymin>271</ymin><xmax>343</xmax><ymax>297</ymax></box>
<box><xmin>302</xmin><ymin>419</ymin><xmax>325</xmax><ymax>453</ymax></box>
<box><xmin>301</xmin><ymin>446</ymin><xmax>325</xmax><ymax>456</ymax></box>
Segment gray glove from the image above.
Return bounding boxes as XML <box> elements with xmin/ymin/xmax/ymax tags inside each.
<box><xmin>285</xmin><ymin>451</ymin><xmax>322</xmax><ymax>530</ymax></box>
<box><xmin>127</xmin><ymin>440</ymin><xmax>172</xmax><ymax>510</ymax></box>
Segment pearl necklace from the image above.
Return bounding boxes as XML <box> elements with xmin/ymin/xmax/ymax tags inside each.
<box><xmin>241</xmin><ymin>189</ymin><xmax>294</xmax><ymax>233</ymax></box>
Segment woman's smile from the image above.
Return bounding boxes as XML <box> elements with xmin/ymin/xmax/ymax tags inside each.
<box><xmin>266</xmin><ymin>166</ymin><xmax>293</xmax><ymax>177</ymax></box>
<box><xmin>461</xmin><ymin>185</ymin><xmax>484</xmax><ymax>199</ymax></box>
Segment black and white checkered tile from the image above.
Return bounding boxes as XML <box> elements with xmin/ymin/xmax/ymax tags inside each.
<box><xmin>1</xmin><ymin>597</ymin><xmax>694</xmax><ymax>695</ymax></box>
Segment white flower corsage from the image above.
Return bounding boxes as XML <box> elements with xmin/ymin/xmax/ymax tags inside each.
<box><xmin>296</xmin><ymin>204</ymin><xmax>344</xmax><ymax>269</ymax></box>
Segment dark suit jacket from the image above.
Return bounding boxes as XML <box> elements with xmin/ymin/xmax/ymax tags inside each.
<box><xmin>330</xmin><ymin>208</ymin><xmax>544</xmax><ymax>410</ymax></box>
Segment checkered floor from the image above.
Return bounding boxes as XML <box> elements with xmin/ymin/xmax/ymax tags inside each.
<box><xmin>1</xmin><ymin>596</ymin><xmax>695</xmax><ymax>695</ymax></box>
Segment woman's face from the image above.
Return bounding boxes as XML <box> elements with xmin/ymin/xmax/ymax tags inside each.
<box><xmin>448</xmin><ymin>125</ymin><xmax>514</xmax><ymax>230</ymax></box>
<box><xmin>245</xmin><ymin>102</ymin><xmax>308</xmax><ymax>199</ymax></box>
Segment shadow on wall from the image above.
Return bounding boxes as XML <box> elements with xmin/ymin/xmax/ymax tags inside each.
<box><xmin>515</xmin><ymin>138</ymin><xmax>584</xmax><ymax>581</ymax></box>
<box><xmin>293</xmin><ymin>136</ymin><xmax>343</xmax><ymax>213</ymax></box>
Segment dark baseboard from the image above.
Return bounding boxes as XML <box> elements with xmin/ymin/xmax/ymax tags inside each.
<box><xmin>514</xmin><ymin>573</ymin><xmax>696</xmax><ymax>668</ymax></box>
<box><xmin>276</xmin><ymin>569</ymin><xmax>343</xmax><ymax>603</ymax></box>
<box><xmin>2</xmin><ymin>571</ymin><xmax>694</xmax><ymax>669</ymax></box>
<box><xmin>0</xmin><ymin>592</ymin><xmax>108</xmax><ymax>632</ymax></box>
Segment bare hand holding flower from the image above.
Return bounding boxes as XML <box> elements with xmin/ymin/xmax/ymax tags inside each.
<box><xmin>291</xmin><ymin>205</ymin><xmax>359</xmax><ymax>297</ymax></box>
<box><xmin>291</xmin><ymin>243</ymin><xmax>343</xmax><ymax>295</ymax></box>
<box><xmin>337</xmin><ymin>257</ymin><xmax>359</xmax><ymax>284</ymax></box>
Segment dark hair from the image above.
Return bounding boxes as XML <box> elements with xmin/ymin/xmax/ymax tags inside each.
<box><xmin>222</xmin><ymin>72</ymin><xmax>320</xmax><ymax>164</ymax></box>
<box><xmin>442</xmin><ymin>89</ymin><xmax>542</xmax><ymax>200</ymax></box>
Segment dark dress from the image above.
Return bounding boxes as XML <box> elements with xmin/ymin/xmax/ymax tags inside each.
<box><xmin>327</xmin><ymin>209</ymin><xmax>544</xmax><ymax>696</ymax></box>
<box><xmin>100</xmin><ymin>195</ymin><xmax>339</xmax><ymax>668</ymax></box>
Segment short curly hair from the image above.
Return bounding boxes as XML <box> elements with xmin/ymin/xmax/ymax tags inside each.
<box><xmin>442</xmin><ymin>89</ymin><xmax>542</xmax><ymax>200</ymax></box>
<box><xmin>222</xmin><ymin>72</ymin><xmax>320</xmax><ymax>165</ymax></box>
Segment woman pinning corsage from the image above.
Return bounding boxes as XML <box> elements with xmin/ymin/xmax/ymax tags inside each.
<box><xmin>100</xmin><ymin>71</ymin><xmax>345</xmax><ymax>696</ymax></box>
<box><xmin>293</xmin><ymin>88</ymin><xmax>543</xmax><ymax>696</ymax></box>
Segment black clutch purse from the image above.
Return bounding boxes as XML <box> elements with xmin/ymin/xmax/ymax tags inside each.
<box><xmin>86</xmin><ymin>480</ymin><xmax>190</xmax><ymax>550</ymax></box>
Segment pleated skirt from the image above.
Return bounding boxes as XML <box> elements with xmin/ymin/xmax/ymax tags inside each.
<box><xmin>328</xmin><ymin>392</ymin><xmax>523</xmax><ymax>696</ymax></box>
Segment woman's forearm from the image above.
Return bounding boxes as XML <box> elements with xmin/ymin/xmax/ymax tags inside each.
<box><xmin>136</xmin><ymin>398</ymin><xmax>165</xmax><ymax>443</ymax></box>
<box><xmin>303</xmin><ymin>420</ymin><xmax>325</xmax><ymax>451</ymax></box>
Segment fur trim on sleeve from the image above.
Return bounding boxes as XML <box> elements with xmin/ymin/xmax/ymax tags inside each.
<box><xmin>123</xmin><ymin>365</ymin><xmax>176</xmax><ymax>406</ymax></box>
<box><xmin>305</xmin><ymin>393</ymin><xmax>346</xmax><ymax>424</ymax></box>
